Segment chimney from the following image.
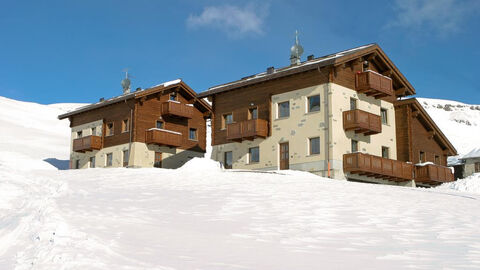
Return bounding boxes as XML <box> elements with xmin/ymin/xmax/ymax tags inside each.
<box><xmin>266</xmin><ymin>66</ymin><xmax>275</xmax><ymax>74</ymax></box>
<box><xmin>307</xmin><ymin>55</ymin><xmax>314</xmax><ymax>61</ymax></box>
<box><xmin>99</xmin><ymin>97</ymin><xmax>105</xmax><ymax>102</ymax></box>
<box><xmin>135</xmin><ymin>87</ymin><xmax>142</xmax><ymax>92</ymax></box>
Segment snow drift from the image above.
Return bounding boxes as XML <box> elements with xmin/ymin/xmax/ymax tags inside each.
<box><xmin>1</xmin><ymin>96</ymin><xmax>480</xmax><ymax>269</ymax></box>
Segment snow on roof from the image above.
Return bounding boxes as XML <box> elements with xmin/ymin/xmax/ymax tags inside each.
<box><xmin>199</xmin><ymin>43</ymin><xmax>376</xmax><ymax>96</ymax></box>
<box><xmin>461</xmin><ymin>148</ymin><xmax>480</xmax><ymax>159</ymax></box>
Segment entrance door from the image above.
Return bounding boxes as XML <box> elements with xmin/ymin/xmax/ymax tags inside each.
<box><xmin>154</xmin><ymin>152</ymin><xmax>162</xmax><ymax>168</ymax></box>
<box><xmin>279</xmin><ymin>142</ymin><xmax>289</xmax><ymax>170</ymax></box>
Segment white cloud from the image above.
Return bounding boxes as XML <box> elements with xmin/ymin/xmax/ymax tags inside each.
<box><xmin>186</xmin><ymin>4</ymin><xmax>268</xmax><ymax>37</ymax></box>
<box><xmin>389</xmin><ymin>0</ymin><xmax>480</xmax><ymax>36</ymax></box>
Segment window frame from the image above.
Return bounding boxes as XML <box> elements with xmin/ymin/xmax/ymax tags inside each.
<box><xmin>277</xmin><ymin>101</ymin><xmax>290</xmax><ymax>119</ymax></box>
<box><xmin>475</xmin><ymin>162</ymin><xmax>480</xmax><ymax>173</ymax></box>
<box><xmin>106</xmin><ymin>122</ymin><xmax>114</xmax><ymax>136</ymax></box>
<box><xmin>419</xmin><ymin>151</ymin><xmax>425</xmax><ymax>163</ymax></box>
<box><xmin>106</xmin><ymin>153</ymin><xmax>113</xmax><ymax>167</ymax></box>
<box><xmin>382</xmin><ymin>146</ymin><xmax>389</xmax><ymax>159</ymax></box>
<box><xmin>248</xmin><ymin>147</ymin><xmax>260</xmax><ymax>164</ymax></box>
<box><xmin>154</xmin><ymin>152</ymin><xmax>162</xmax><ymax>168</ymax></box>
<box><xmin>248</xmin><ymin>107</ymin><xmax>258</xmax><ymax>120</ymax></box>
<box><xmin>77</xmin><ymin>131</ymin><xmax>82</xmax><ymax>138</ymax></box>
<box><xmin>189</xmin><ymin>128</ymin><xmax>198</xmax><ymax>141</ymax></box>
<box><xmin>435</xmin><ymin>155</ymin><xmax>440</xmax><ymax>164</ymax></box>
<box><xmin>351</xmin><ymin>140</ymin><xmax>358</xmax><ymax>153</ymax></box>
<box><xmin>380</xmin><ymin>108</ymin><xmax>388</xmax><ymax>125</ymax></box>
<box><xmin>75</xmin><ymin>159</ymin><xmax>80</xmax><ymax>169</ymax></box>
<box><xmin>156</xmin><ymin>120</ymin><xmax>164</xmax><ymax>129</ymax></box>
<box><xmin>89</xmin><ymin>156</ymin><xmax>95</xmax><ymax>168</ymax></box>
<box><xmin>222</xmin><ymin>113</ymin><xmax>233</xmax><ymax>129</ymax></box>
<box><xmin>224</xmin><ymin>151</ymin><xmax>233</xmax><ymax>169</ymax></box>
<box><xmin>350</xmin><ymin>98</ymin><xmax>357</xmax><ymax>110</ymax></box>
<box><xmin>123</xmin><ymin>150</ymin><xmax>129</xmax><ymax>167</ymax></box>
<box><xmin>309</xmin><ymin>137</ymin><xmax>320</xmax><ymax>155</ymax></box>
<box><xmin>122</xmin><ymin>119</ymin><xmax>129</xmax><ymax>133</ymax></box>
<box><xmin>307</xmin><ymin>95</ymin><xmax>321</xmax><ymax>113</ymax></box>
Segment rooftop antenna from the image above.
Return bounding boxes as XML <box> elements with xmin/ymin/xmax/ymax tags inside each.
<box><xmin>290</xmin><ymin>30</ymin><xmax>304</xmax><ymax>65</ymax></box>
<box><xmin>121</xmin><ymin>68</ymin><xmax>131</xmax><ymax>94</ymax></box>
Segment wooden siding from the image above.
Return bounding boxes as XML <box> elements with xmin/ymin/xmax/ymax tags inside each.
<box><xmin>134</xmin><ymin>89</ymin><xmax>207</xmax><ymax>152</ymax></box>
<box><xmin>415</xmin><ymin>164</ymin><xmax>454</xmax><ymax>184</ymax></box>
<box><xmin>72</xmin><ymin>135</ymin><xmax>102</xmax><ymax>152</ymax></box>
<box><xmin>70</xmin><ymin>100</ymin><xmax>134</xmax><ymax>148</ymax></box>
<box><xmin>343</xmin><ymin>109</ymin><xmax>381</xmax><ymax>135</ymax></box>
<box><xmin>212</xmin><ymin>69</ymin><xmax>329</xmax><ymax>146</ymax></box>
<box><xmin>395</xmin><ymin>103</ymin><xmax>448</xmax><ymax>167</ymax></box>
<box><xmin>226</xmin><ymin>119</ymin><xmax>268</xmax><ymax>142</ymax></box>
<box><xmin>344</xmin><ymin>152</ymin><xmax>414</xmax><ymax>181</ymax></box>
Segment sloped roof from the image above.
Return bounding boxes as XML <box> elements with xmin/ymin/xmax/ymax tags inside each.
<box><xmin>58</xmin><ymin>79</ymin><xmax>211</xmax><ymax>120</ymax></box>
<box><xmin>395</xmin><ymin>98</ymin><xmax>458</xmax><ymax>156</ymax></box>
<box><xmin>198</xmin><ymin>43</ymin><xmax>415</xmax><ymax>98</ymax></box>
<box><xmin>461</xmin><ymin>148</ymin><xmax>480</xmax><ymax>159</ymax></box>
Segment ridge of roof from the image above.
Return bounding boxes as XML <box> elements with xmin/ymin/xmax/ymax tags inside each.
<box><xmin>58</xmin><ymin>79</ymin><xmax>186</xmax><ymax>119</ymax></box>
<box><xmin>197</xmin><ymin>43</ymin><xmax>377</xmax><ymax>98</ymax></box>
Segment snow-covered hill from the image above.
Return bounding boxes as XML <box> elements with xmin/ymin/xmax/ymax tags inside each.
<box><xmin>1</xmin><ymin>96</ymin><xmax>480</xmax><ymax>269</ymax></box>
<box><xmin>418</xmin><ymin>98</ymin><xmax>480</xmax><ymax>157</ymax></box>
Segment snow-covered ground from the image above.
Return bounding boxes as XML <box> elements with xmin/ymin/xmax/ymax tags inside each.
<box><xmin>1</xmin><ymin>96</ymin><xmax>480</xmax><ymax>269</ymax></box>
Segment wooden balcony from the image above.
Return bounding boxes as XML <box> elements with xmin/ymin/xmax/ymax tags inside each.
<box><xmin>356</xmin><ymin>71</ymin><xmax>394</xmax><ymax>99</ymax></box>
<box><xmin>415</xmin><ymin>164</ymin><xmax>454</xmax><ymax>185</ymax></box>
<box><xmin>344</xmin><ymin>152</ymin><xmax>414</xmax><ymax>182</ymax></box>
<box><xmin>73</xmin><ymin>135</ymin><xmax>102</xmax><ymax>153</ymax></box>
<box><xmin>343</xmin><ymin>109</ymin><xmax>381</xmax><ymax>135</ymax></box>
<box><xmin>161</xmin><ymin>101</ymin><xmax>194</xmax><ymax>118</ymax></box>
<box><xmin>227</xmin><ymin>119</ymin><xmax>268</xmax><ymax>142</ymax></box>
<box><xmin>145</xmin><ymin>128</ymin><xmax>182</xmax><ymax>147</ymax></box>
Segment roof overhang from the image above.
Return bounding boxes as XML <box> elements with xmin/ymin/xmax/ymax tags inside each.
<box><xmin>394</xmin><ymin>98</ymin><xmax>457</xmax><ymax>156</ymax></box>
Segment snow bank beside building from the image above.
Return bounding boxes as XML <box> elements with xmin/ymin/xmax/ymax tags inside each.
<box><xmin>438</xmin><ymin>173</ymin><xmax>480</xmax><ymax>193</ymax></box>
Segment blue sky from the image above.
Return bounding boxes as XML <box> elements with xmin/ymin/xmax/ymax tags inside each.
<box><xmin>0</xmin><ymin>0</ymin><xmax>479</xmax><ymax>104</ymax></box>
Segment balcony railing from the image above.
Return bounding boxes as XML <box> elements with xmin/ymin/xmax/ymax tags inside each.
<box><xmin>343</xmin><ymin>109</ymin><xmax>381</xmax><ymax>135</ymax></box>
<box><xmin>161</xmin><ymin>101</ymin><xmax>194</xmax><ymax>118</ymax></box>
<box><xmin>415</xmin><ymin>164</ymin><xmax>454</xmax><ymax>184</ymax></box>
<box><xmin>344</xmin><ymin>152</ymin><xmax>414</xmax><ymax>182</ymax></box>
<box><xmin>227</xmin><ymin>119</ymin><xmax>268</xmax><ymax>142</ymax></box>
<box><xmin>73</xmin><ymin>135</ymin><xmax>102</xmax><ymax>153</ymax></box>
<box><xmin>356</xmin><ymin>71</ymin><xmax>394</xmax><ymax>99</ymax></box>
<box><xmin>145</xmin><ymin>128</ymin><xmax>182</xmax><ymax>147</ymax></box>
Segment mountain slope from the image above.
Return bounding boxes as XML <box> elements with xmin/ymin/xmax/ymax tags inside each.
<box><xmin>0</xmin><ymin>96</ymin><xmax>480</xmax><ymax>269</ymax></box>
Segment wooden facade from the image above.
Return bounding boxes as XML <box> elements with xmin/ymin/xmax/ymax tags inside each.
<box><xmin>343</xmin><ymin>109</ymin><xmax>381</xmax><ymax>135</ymax></box>
<box><xmin>59</xmin><ymin>81</ymin><xmax>212</xmax><ymax>161</ymax></box>
<box><xmin>394</xmin><ymin>98</ymin><xmax>457</xmax><ymax>185</ymax></box>
<box><xmin>344</xmin><ymin>152</ymin><xmax>414</xmax><ymax>181</ymax></box>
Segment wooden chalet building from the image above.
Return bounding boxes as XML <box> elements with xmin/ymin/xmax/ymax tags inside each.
<box><xmin>198</xmin><ymin>42</ymin><xmax>456</xmax><ymax>187</ymax></box>
<box><xmin>58</xmin><ymin>79</ymin><xmax>212</xmax><ymax>169</ymax></box>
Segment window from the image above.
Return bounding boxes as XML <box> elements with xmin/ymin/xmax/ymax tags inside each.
<box><xmin>154</xmin><ymin>152</ymin><xmax>162</xmax><ymax>168</ymax></box>
<box><xmin>189</xmin><ymin>128</ymin><xmax>197</xmax><ymax>140</ymax></box>
<box><xmin>89</xmin><ymin>156</ymin><xmax>95</xmax><ymax>168</ymax></box>
<box><xmin>106</xmin><ymin>123</ymin><xmax>114</xmax><ymax>136</ymax></box>
<box><xmin>350</xmin><ymin>98</ymin><xmax>357</xmax><ymax>110</ymax></box>
<box><xmin>475</xmin><ymin>162</ymin><xmax>480</xmax><ymax>173</ymax></box>
<box><xmin>309</xmin><ymin>137</ymin><xmax>320</xmax><ymax>155</ymax></box>
<box><xmin>351</xmin><ymin>140</ymin><xmax>358</xmax><ymax>153</ymax></box>
<box><xmin>169</xmin><ymin>92</ymin><xmax>177</xmax><ymax>101</ymax></box>
<box><xmin>419</xmin><ymin>151</ymin><xmax>425</xmax><ymax>163</ymax></box>
<box><xmin>75</xmin><ymin>159</ymin><xmax>80</xmax><ymax>169</ymax></box>
<box><xmin>307</xmin><ymin>95</ymin><xmax>320</xmax><ymax>112</ymax></box>
<box><xmin>77</xmin><ymin>131</ymin><xmax>82</xmax><ymax>138</ymax></box>
<box><xmin>435</xmin><ymin>155</ymin><xmax>440</xmax><ymax>164</ymax></box>
<box><xmin>224</xmin><ymin>151</ymin><xmax>233</xmax><ymax>169</ymax></box>
<box><xmin>249</xmin><ymin>147</ymin><xmax>260</xmax><ymax>163</ymax></box>
<box><xmin>106</xmin><ymin>153</ymin><xmax>113</xmax><ymax>167</ymax></box>
<box><xmin>381</xmin><ymin>108</ymin><xmax>388</xmax><ymax>125</ymax></box>
<box><xmin>123</xmin><ymin>150</ymin><xmax>129</xmax><ymax>167</ymax></box>
<box><xmin>156</xmin><ymin>121</ymin><xmax>164</xmax><ymax>129</ymax></box>
<box><xmin>278</xmin><ymin>101</ymin><xmax>290</xmax><ymax>118</ymax></box>
<box><xmin>91</xmin><ymin>127</ymin><xmax>96</xmax><ymax>136</ymax></box>
<box><xmin>248</xmin><ymin>107</ymin><xmax>258</xmax><ymax>119</ymax></box>
<box><xmin>382</xmin><ymin>146</ymin><xmax>389</xmax><ymax>159</ymax></box>
<box><xmin>222</xmin><ymin>113</ymin><xmax>233</xmax><ymax>129</ymax></box>
<box><xmin>122</xmin><ymin>119</ymin><xmax>129</xmax><ymax>133</ymax></box>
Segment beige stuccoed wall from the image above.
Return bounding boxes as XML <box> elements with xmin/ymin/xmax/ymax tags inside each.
<box><xmin>211</xmin><ymin>84</ymin><xmax>329</xmax><ymax>175</ymax></box>
<box><xmin>71</xmin><ymin>141</ymin><xmax>204</xmax><ymax>169</ymax></box>
<box><xmin>70</xmin><ymin>120</ymin><xmax>103</xmax><ymax>150</ymax></box>
<box><xmin>329</xmin><ymin>83</ymin><xmax>397</xmax><ymax>180</ymax></box>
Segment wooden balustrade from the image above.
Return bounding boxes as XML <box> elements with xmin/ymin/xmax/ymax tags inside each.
<box><xmin>343</xmin><ymin>109</ymin><xmax>382</xmax><ymax>135</ymax></box>
<box><xmin>226</xmin><ymin>119</ymin><xmax>268</xmax><ymax>142</ymax></box>
<box><xmin>356</xmin><ymin>71</ymin><xmax>394</xmax><ymax>99</ymax></box>
<box><xmin>72</xmin><ymin>135</ymin><xmax>102</xmax><ymax>152</ymax></box>
<box><xmin>145</xmin><ymin>128</ymin><xmax>182</xmax><ymax>147</ymax></box>
<box><xmin>415</xmin><ymin>164</ymin><xmax>454</xmax><ymax>184</ymax></box>
<box><xmin>161</xmin><ymin>101</ymin><xmax>194</xmax><ymax>118</ymax></box>
<box><xmin>343</xmin><ymin>152</ymin><xmax>414</xmax><ymax>181</ymax></box>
